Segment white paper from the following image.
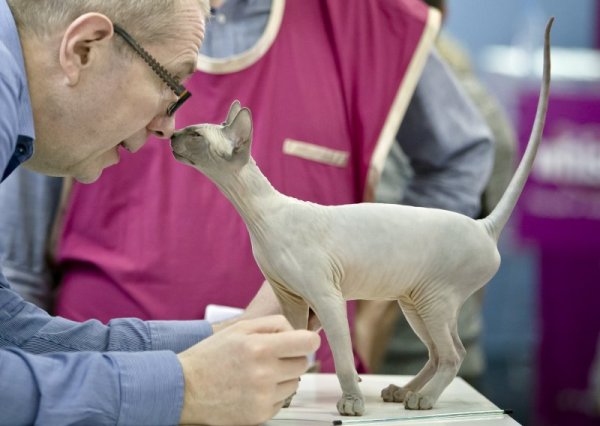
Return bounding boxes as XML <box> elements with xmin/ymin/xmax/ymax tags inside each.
<box><xmin>204</xmin><ymin>304</ymin><xmax>244</xmax><ymax>323</ymax></box>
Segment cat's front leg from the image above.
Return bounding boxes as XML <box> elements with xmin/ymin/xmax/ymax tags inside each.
<box><xmin>272</xmin><ymin>285</ymin><xmax>311</xmax><ymax>408</ymax></box>
<box><xmin>312</xmin><ymin>292</ymin><xmax>364</xmax><ymax>416</ymax></box>
<box><xmin>270</xmin><ymin>283</ymin><xmax>310</xmax><ymax>330</ymax></box>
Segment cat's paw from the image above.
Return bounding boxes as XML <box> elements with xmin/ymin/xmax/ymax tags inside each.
<box><xmin>404</xmin><ymin>391</ymin><xmax>434</xmax><ymax>410</ymax></box>
<box><xmin>282</xmin><ymin>391</ymin><xmax>296</xmax><ymax>408</ymax></box>
<box><xmin>336</xmin><ymin>393</ymin><xmax>365</xmax><ymax>416</ymax></box>
<box><xmin>381</xmin><ymin>384</ymin><xmax>409</xmax><ymax>402</ymax></box>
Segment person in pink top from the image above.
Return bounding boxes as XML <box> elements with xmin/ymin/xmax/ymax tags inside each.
<box><xmin>53</xmin><ymin>0</ymin><xmax>445</xmax><ymax>373</ymax></box>
<box><xmin>6</xmin><ymin>0</ymin><xmax>493</xmax><ymax>374</ymax></box>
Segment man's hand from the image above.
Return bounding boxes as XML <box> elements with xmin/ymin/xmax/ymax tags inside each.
<box><xmin>177</xmin><ymin>315</ymin><xmax>320</xmax><ymax>425</ymax></box>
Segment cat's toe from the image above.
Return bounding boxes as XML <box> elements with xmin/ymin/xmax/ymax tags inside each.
<box><xmin>336</xmin><ymin>393</ymin><xmax>365</xmax><ymax>416</ymax></box>
<box><xmin>381</xmin><ymin>384</ymin><xmax>409</xmax><ymax>402</ymax></box>
<box><xmin>404</xmin><ymin>391</ymin><xmax>434</xmax><ymax>410</ymax></box>
<box><xmin>282</xmin><ymin>391</ymin><xmax>296</xmax><ymax>408</ymax></box>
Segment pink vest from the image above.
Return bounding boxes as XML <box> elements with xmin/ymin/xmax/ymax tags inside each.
<box><xmin>55</xmin><ymin>0</ymin><xmax>437</xmax><ymax>372</ymax></box>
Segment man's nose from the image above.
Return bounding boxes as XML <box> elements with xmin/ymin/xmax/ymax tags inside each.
<box><xmin>147</xmin><ymin>114</ymin><xmax>175</xmax><ymax>140</ymax></box>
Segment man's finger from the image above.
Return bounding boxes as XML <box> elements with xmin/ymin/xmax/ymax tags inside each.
<box><xmin>235</xmin><ymin>315</ymin><xmax>294</xmax><ymax>334</ymax></box>
<box><xmin>274</xmin><ymin>355</ymin><xmax>311</xmax><ymax>382</ymax></box>
<box><xmin>274</xmin><ymin>377</ymin><xmax>301</xmax><ymax>403</ymax></box>
<box><xmin>258</xmin><ymin>330</ymin><xmax>321</xmax><ymax>358</ymax></box>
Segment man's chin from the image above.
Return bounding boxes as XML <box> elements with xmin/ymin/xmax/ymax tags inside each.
<box><xmin>22</xmin><ymin>160</ymin><xmax>74</xmax><ymax>180</ymax></box>
<box><xmin>74</xmin><ymin>153</ymin><xmax>121</xmax><ymax>183</ymax></box>
<box><xmin>73</xmin><ymin>165</ymin><xmax>105</xmax><ymax>184</ymax></box>
<box><xmin>22</xmin><ymin>154</ymin><xmax>111</xmax><ymax>183</ymax></box>
<box><xmin>74</xmin><ymin>172</ymin><xmax>102</xmax><ymax>184</ymax></box>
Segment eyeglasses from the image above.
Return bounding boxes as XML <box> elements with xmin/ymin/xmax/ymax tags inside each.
<box><xmin>113</xmin><ymin>24</ymin><xmax>191</xmax><ymax>117</ymax></box>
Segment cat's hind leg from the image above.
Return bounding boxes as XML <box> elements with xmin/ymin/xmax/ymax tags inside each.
<box><xmin>403</xmin><ymin>298</ymin><xmax>465</xmax><ymax>410</ymax></box>
<box><xmin>381</xmin><ymin>298</ymin><xmax>438</xmax><ymax>403</ymax></box>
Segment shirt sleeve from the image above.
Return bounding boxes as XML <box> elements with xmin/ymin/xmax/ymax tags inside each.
<box><xmin>0</xmin><ymin>346</ymin><xmax>184</xmax><ymax>425</ymax></box>
<box><xmin>0</xmin><ymin>278</ymin><xmax>212</xmax><ymax>424</ymax></box>
<box><xmin>0</xmin><ymin>49</ymin><xmax>19</xmax><ymax>177</ymax></box>
<box><xmin>393</xmin><ymin>49</ymin><xmax>495</xmax><ymax>218</ymax></box>
<box><xmin>0</xmin><ymin>283</ymin><xmax>213</xmax><ymax>354</ymax></box>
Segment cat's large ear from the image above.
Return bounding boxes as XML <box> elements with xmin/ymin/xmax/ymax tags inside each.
<box><xmin>224</xmin><ymin>107</ymin><xmax>253</xmax><ymax>160</ymax></box>
<box><xmin>224</xmin><ymin>100</ymin><xmax>242</xmax><ymax>126</ymax></box>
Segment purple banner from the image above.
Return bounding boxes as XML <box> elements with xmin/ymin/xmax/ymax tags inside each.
<box><xmin>516</xmin><ymin>90</ymin><xmax>600</xmax><ymax>426</ymax></box>
<box><xmin>516</xmin><ymin>91</ymin><xmax>600</xmax><ymax>248</ymax></box>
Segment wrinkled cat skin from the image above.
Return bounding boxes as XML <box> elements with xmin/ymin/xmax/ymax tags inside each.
<box><xmin>171</xmin><ymin>19</ymin><xmax>553</xmax><ymax>417</ymax></box>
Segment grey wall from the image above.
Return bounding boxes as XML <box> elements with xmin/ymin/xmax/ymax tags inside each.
<box><xmin>444</xmin><ymin>0</ymin><xmax>596</xmax><ymax>66</ymax></box>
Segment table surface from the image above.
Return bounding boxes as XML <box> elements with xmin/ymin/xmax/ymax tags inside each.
<box><xmin>265</xmin><ymin>374</ymin><xmax>520</xmax><ymax>426</ymax></box>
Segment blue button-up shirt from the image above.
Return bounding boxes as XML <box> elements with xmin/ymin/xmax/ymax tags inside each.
<box><xmin>0</xmin><ymin>1</ymin><xmax>212</xmax><ymax>424</ymax></box>
<box><xmin>0</xmin><ymin>0</ymin><xmax>33</xmax><ymax>183</ymax></box>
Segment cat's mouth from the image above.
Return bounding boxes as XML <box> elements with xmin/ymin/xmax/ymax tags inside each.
<box><xmin>172</xmin><ymin>151</ymin><xmax>195</xmax><ymax>165</ymax></box>
<box><xmin>171</xmin><ymin>139</ymin><xmax>196</xmax><ymax>166</ymax></box>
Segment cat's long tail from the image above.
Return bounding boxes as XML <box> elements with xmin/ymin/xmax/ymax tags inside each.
<box><xmin>479</xmin><ymin>17</ymin><xmax>553</xmax><ymax>242</ymax></box>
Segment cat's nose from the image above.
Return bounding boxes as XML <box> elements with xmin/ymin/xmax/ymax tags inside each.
<box><xmin>171</xmin><ymin>130</ymin><xmax>184</xmax><ymax>141</ymax></box>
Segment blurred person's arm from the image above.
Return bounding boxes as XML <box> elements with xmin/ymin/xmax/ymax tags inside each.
<box><xmin>392</xmin><ymin>48</ymin><xmax>494</xmax><ymax>218</ymax></box>
<box><xmin>0</xmin><ymin>168</ymin><xmax>62</xmax><ymax>309</ymax></box>
<box><xmin>434</xmin><ymin>32</ymin><xmax>517</xmax><ymax>216</ymax></box>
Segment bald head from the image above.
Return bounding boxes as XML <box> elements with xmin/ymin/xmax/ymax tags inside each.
<box><xmin>7</xmin><ymin>0</ymin><xmax>210</xmax><ymax>44</ymax></box>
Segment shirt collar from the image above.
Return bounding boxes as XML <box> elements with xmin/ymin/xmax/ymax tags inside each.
<box><xmin>0</xmin><ymin>0</ymin><xmax>35</xmax><ymax>141</ymax></box>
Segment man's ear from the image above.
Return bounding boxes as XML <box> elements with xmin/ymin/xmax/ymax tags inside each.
<box><xmin>225</xmin><ymin>107</ymin><xmax>253</xmax><ymax>154</ymax></box>
<box><xmin>59</xmin><ymin>13</ymin><xmax>113</xmax><ymax>86</ymax></box>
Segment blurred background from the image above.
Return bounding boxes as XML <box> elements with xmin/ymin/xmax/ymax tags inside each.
<box><xmin>441</xmin><ymin>1</ymin><xmax>600</xmax><ymax>425</ymax></box>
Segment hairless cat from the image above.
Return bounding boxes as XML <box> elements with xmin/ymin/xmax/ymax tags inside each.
<box><xmin>171</xmin><ymin>18</ymin><xmax>553</xmax><ymax>417</ymax></box>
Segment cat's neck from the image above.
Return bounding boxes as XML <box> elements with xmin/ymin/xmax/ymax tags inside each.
<box><xmin>214</xmin><ymin>157</ymin><xmax>289</xmax><ymax>229</ymax></box>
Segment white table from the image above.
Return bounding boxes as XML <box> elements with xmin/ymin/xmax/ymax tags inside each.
<box><xmin>266</xmin><ymin>374</ymin><xmax>520</xmax><ymax>426</ymax></box>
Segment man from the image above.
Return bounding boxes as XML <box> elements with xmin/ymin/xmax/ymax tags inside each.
<box><xmin>0</xmin><ymin>0</ymin><xmax>319</xmax><ymax>424</ymax></box>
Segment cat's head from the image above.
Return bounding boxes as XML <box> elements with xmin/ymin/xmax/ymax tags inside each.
<box><xmin>171</xmin><ymin>100</ymin><xmax>253</xmax><ymax>178</ymax></box>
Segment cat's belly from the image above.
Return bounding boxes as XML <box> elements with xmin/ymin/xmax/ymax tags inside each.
<box><xmin>340</xmin><ymin>269</ymin><xmax>420</xmax><ymax>301</ymax></box>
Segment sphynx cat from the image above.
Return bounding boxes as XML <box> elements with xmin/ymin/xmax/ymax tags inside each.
<box><xmin>171</xmin><ymin>18</ymin><xmax>553</xmax><ymax>417</ymax></box>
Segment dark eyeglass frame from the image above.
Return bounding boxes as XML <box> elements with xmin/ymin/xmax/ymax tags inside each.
<box><xmin>113</xmin><ymin>24</ymin><xmax>191</xmax><ymax>117</ymax></box>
